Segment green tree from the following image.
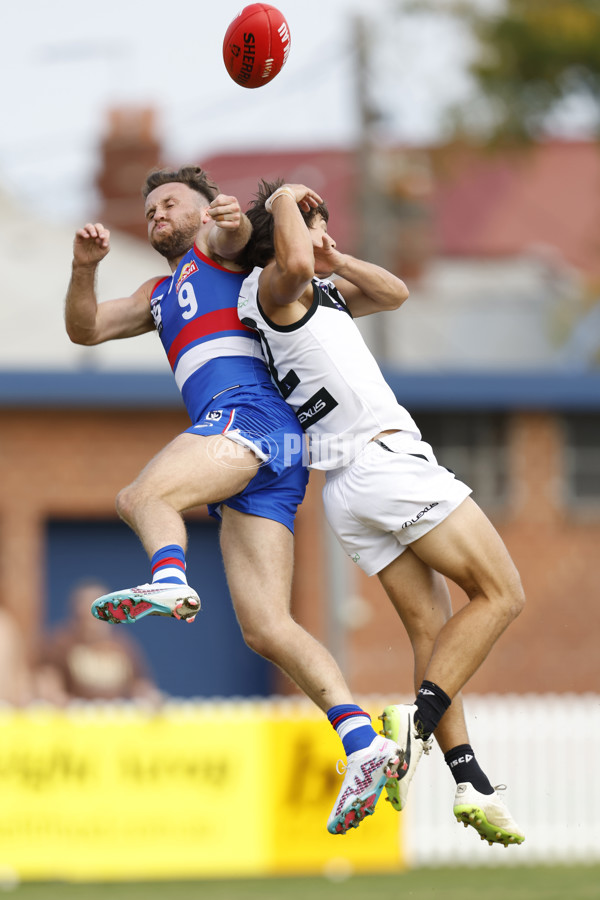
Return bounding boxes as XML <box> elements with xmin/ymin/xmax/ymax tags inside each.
<box><xmin>405</xmin><ymin>0</ymin><xmax>600</xmax><ymax>142</ymax></box>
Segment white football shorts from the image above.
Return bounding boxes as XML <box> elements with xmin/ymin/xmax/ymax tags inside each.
<box><xmin>322</xmin><ymin>430</ymin><xmax>472</xmax><ymax>576</ymax></box>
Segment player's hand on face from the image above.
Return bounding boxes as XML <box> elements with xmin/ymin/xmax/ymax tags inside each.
<box><xmin>73</xmin><ymin>223</ymin><xmax>111</xmax><ymax>265</ymax></box>
<box><xmin>208</xmin><ymin>194</ymin><xmax>243</xmax><ymax>230</ymax></box>
<box><xmin>313</xmin><ymin>232</ymin><xmax>341</xmax><ymax>277</ymax></box>
<box><xmin>282</xmin><ymin>183</ymin><xmax>323</xmax><ymax>213</ymax></box>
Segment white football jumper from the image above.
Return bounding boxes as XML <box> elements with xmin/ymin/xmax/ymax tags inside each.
<box><xmin>238</xmin><ymin>268</ymin><xmax>420</xmax><ymax>469</ymax></box>
<box><xmin>237</xmin><ymin>268</ymin><xmax>471</xmax><ymax>575</ymax></box>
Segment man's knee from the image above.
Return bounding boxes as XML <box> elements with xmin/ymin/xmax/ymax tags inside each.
<box><xmin>488</xmin><ymin>566</ymin><xmax>526</xmax><ymax>626</ymax></box>
<box><xmin>240</xmin><ymin>623</ymin><xmax>272</xmax><ymax>660</ymax></box>
<box><xmin>506</xmin><ymin>571</ymin><xmax>526</xmax><ymax>622</ymax></box>
<box><xmin>115</xmin><ymin>483</ymin><xmax>138</xmax><ymax>524</ymax></box>
<box><xmin>239</xmin><ymin>617</ymin><xmax>286</xmax><ymax>662</ymax></box>
<box><xmin>466</xmin><ymin>565</ymin><xmax>525</xmax><ymax>625</ymax></box>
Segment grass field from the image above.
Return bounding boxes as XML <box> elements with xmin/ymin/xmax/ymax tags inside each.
<box><xmin>5</xmin><ymin>866</ymin><xmax>600</xmax><ymax>900</ymax></box>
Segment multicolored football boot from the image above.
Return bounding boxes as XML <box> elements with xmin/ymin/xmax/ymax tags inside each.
<box><xmin>327</xmin><ymin>735</ymin><xmax>401</xmax><ymax>835</ymax></box>
<box><xmin>91</xmin><ymin>583</ymin><xmax>200</xmax><ymax>624</ymax></box>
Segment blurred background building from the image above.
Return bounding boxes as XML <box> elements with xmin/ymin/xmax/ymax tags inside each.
<box><xmin>3</xmin><ymin>110</ymin><xmax>599</xmax><ymax>699</ymax></box>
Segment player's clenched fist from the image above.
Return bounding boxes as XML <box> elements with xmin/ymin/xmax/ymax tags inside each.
<box><xmin>208</xmin><ymin>195</ymin><xmax>243</xmax><ymax>229</ymax></box>
<box><xmin>73</xmin><ymin>223</ymin><xmax>111</xmax><ymax>266</ymax></box>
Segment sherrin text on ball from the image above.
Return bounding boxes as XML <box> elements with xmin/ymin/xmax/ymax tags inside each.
<box><xmin>223</xmin><ymin>4</ymin><xmax>291</xmax><ymax>88</ymax></box>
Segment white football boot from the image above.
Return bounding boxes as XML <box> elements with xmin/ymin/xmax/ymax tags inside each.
<box><xmin>378</xmin><ymin>703</ymin><xmax>432</xmax><ymax>811</ymax></box>
<box><xmin>453</xmin><ymin>782</ymin><xmax>525</xmax><ymax>846</ymax></box>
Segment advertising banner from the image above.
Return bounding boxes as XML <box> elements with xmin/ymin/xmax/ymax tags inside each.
<box><xmin>0</xmin><ymin>702</ymin><xmax>404</xmax><ymax>881</ymax></box>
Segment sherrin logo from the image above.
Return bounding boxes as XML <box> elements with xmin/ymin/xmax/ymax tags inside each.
<box><xmin>278</xmin><ymin>21</ymin><xmax>291</xmax><ymax>64</ymax></box>
<box><xmin>176</xmin><ymin>260</ymin><xmax>199</xmax><ymax>293</ymax></box>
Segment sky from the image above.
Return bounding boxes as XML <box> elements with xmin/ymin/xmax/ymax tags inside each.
<box><xmin>2</xmin><ymin>0</ymin><xmax>480</xmax><ymax>224</ymax></box>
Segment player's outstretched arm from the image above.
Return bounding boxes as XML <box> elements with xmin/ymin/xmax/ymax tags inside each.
<box><xmin>206</xmin><ymin>194</ymin><xmax>252</xmax><ymax>262</ymax></box>
<box><xmin>314</xmin><ymin>240</ymin><xmax>409</xmax><ymax>318</ymax></box>
<box><xmin>258</xmin><ymin>183</ymin><xmax>322</xmax><ymax>314</ymax></box>
<box><xmin>65</xmin><ymin>223</ymin><xmax>156</xmax><ymax>345</ymax></box>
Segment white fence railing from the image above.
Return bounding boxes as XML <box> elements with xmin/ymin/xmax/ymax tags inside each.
<box><xmin>402</xmin><ymin>693</ymin><xmax>600</xmax><ymax>866</ymax></box>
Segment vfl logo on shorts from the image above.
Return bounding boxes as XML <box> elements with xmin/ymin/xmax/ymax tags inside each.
<box><xmin>401</xmin><ymin>502</ymin><xmax>439</xmax><ymax>529</ymax></box>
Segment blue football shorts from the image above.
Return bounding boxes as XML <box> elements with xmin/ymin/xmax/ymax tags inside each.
<box><xmin>185</xmin><ymin>393</ymin><xmax>309</xmax><ymax>534</ymax></box>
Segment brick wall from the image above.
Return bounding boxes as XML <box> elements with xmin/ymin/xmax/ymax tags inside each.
<box><xmin>0</xmin><ymin>408</ymin><xmax>187</xmax><ymax>646</ymax></box>
<box><xmin>2</xmin><ymin>407</ymin><xmax>597</xmax><ymax>694</ymax></box>
<box><xmin>336</xmin><ymin>412</ymin><xmax>600</xmax><ymax>696</ymax></box>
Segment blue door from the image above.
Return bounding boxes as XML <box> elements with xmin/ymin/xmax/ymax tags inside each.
<box><xmin>44</xmin><ymin>518</ymin><xmax>272</xmax><ymax>698</ymax></box>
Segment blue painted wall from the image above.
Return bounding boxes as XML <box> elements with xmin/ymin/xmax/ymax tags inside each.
<box><xmin>45</xmin><ymin>518</ymin><xmax>272</xmax><ymax>699</ymax></box>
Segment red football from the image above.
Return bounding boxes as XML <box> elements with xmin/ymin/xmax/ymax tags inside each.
<box><xmin>223</xmin><ymin>4</ymin><xmax>291</xmax><ymax>89</ymax></box>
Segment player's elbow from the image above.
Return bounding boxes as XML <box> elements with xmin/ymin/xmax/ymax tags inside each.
<box><xmin>282</xmin><ymin>251</ymin><xmax>314</xmax><ymax>285</ymax></box>
<box><xmin>65</xmin><ymin>321</ymin><xmax>101</xmax><ymax>346</ymax></box>
<box><xmin>388</xmin><ymin>282</ymin><xmax>410</xmax><ymax>310</ymax></box>
<box><xmin>397</xmin><ymin>281</ymin><xmax>410</xmax><ymax>305</ymax></box>
<box><xmin>272</xmin><ymin>257</ymin><xmax>313</xmax><ymax>299</ymax></box>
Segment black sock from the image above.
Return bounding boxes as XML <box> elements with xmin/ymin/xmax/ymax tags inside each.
<box><xmin>414</xmin><ymin>680</ymin><xmax>452</xmax><ymax>739</ymax></box>
<box><xmin>444</xmin><ymin>743</ymin><xmax>494</xmax><ymax>795</ymax></box>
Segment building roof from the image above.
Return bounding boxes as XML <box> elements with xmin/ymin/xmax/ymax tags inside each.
<box><xmin>430</xmin><ymin>141</ymin><xmax>600</xmax><ymax>279</ymax></box>
<box><xmin>2</xmin><ymin>136</ymin><xmax>598</xmax><ymax>406</ymax></box>
<box><xmin>201</xmin><ymin>147</ymin><xmax>358</xmax><ymax>251</ymax></box>
<box><xmin>203</xmin><ymin>140</ymin><xmax>600</xmax><ymax>281</ymax></box>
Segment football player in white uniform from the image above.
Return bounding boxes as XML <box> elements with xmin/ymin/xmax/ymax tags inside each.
<box><xmin>237</xmin><ymin>180</ymin><xmax>525</xmax><ymax>847</ymax></box>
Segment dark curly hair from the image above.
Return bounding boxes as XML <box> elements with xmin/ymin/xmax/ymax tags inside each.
<box><xmin>142</xmin><ymin>165</ymin><xmax>219</xmax><ymax>203</ymax></box>
<box><xmin>239</xmin><ymin>178</ymin><xmax>329</xmax><ymax>270</ymax></box>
